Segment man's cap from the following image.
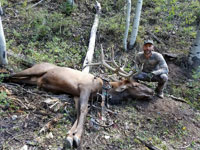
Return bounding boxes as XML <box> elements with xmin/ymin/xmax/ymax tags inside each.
<box><xmin>144</xmin><ymin>40</ymin><xmax>154</xmax><ymax>45</ymax></box>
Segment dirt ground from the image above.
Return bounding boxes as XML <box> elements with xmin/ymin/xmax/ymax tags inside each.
<box><xmin>0</xmin><ymin>62</ymin><xmax>200</xmax><ymax>150</ymax></box>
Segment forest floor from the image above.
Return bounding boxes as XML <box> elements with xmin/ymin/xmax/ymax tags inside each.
<box><xmin>0</xmin><ymin>62</ymin><xmax>200</xmax><ymax>150</ymax></box>
<box><xmin>0</xmin><ymin>0</ymin><xmax>200</xmax><ymax>150</ymax></box>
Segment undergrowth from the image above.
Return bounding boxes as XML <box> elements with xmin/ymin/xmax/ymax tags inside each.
<box><xmin>1</xmin><ymin>0</ymin><xmax>200</xmax><ymax>109</ymax></box>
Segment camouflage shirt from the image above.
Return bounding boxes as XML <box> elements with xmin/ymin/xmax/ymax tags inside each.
<box><xmin>135</xmin><ymin>51</ymin><xmax>169</xmax><ymax>75</ymax></box>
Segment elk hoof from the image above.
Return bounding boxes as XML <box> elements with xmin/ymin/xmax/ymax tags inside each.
<box><xmin>63</xmin><ymin>136</ymin><xmax>73</xmax><ymax>149</ymax></box>
<box><xmin>73</xmin><ymin>136</ymin><xmax>81</xmax><ymax>148</ymax></box>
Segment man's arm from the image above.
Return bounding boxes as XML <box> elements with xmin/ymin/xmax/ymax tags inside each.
<box><xmin>152</xmin><ymin>54</ymin><xmax>169</xmax><ymax>75</ymax></box>
<box><xmin>0</xmin><ymin>5</ymin><xmax>3</xmax><ymax>16</ymax></box>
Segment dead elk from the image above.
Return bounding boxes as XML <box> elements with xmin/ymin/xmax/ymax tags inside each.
<box><xmin>5</xmin><ymin>59</ymin><xmax>153</xmax><ymax>148</ymax></box>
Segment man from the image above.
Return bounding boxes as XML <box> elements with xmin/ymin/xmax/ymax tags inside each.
<box><xmin>132</xmin><ymin>40</ymin><xmax>169</xmax><ymax>98</ymax></box>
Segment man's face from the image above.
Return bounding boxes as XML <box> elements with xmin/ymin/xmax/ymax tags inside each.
<box><xmin>143</xmin><ymin>43</ymin><xmax>154</xmax><ymax>58</ymax></box>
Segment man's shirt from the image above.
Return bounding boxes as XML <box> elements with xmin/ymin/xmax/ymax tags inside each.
<box><xmin>135</xmin><ymin>51</ymin><xmax>169</xmax><ymax>75</ymax></box>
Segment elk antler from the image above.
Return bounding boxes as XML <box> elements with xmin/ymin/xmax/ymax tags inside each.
<box><xmin>87</xmin><ymin>45</ymin><xmax>138</xmax><ymax>78</ymax></box>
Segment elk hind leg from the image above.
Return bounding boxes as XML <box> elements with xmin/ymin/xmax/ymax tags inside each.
<box><xmin>65</xmin><ymin>97</ymin><xmax>80</xmax><ymax>148</ymax></box>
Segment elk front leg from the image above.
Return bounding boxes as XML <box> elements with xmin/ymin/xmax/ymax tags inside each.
<box><xmin>73</xmin><ymin>89</ymin><xmax>90</xmax><ymax>148</ymax></box>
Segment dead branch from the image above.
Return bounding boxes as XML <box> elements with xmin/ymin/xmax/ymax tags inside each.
<box><xmin>13</xmin><ymin>97</ymin><xmax>29</xmax><ymax>110</ymax></box>
<box><xmin>26</xmin><ymin>0</ymin><xmax>45</xmax><ymax>10</ymax></box>
<box><xmin>146</xmin><ymin>31</ymin><xmax>166</xmax><ymax>45</ymax></box>
<box><xmin>174</xmin><ymin>137</ymin><xmax>200</xmax><ymax>149</ymax></box>
<box><xmin>136</xmin><ymin>136</ymin><xmax>161</xmax><ymax>150</ymax></box>
<box><xmin>88</xmin><ymin>115</ymin><xmax>113</xmax><ymax>128</ymax></box>
<box><xmin>168</xmin><ymin>95</ymin><xmax>187</xmax><ymax>103</ymax></box>
<box><xmin>82</xmin><ymin>1</ymin><xmax>101</xmax><ymax>73</ymax></box>
<box><xmin>4</xmin><ymin>83</ymin><xmax>40</xmax><ymax>97</ymax></box>
<box><xmin>39</xmin><ymin>113</ymin><xmax>63</xmax><ymax>133</ymax></box>
<box><xmin>91</xmin><ymin>104</ymin><xmax>117</xmax><ymax>115</ymax></box>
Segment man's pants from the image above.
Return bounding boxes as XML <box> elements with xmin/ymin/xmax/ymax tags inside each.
<box><xmin>132</xmin><ymin>72</ymin><xmax>168</xmax><ymax>94</ymax></box>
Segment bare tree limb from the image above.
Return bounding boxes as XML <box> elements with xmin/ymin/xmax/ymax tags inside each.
<box><xmin>26</xmin><ymin>0</ymin><xmax>45</xmax><ymax>10</ymax></box>
<box><xmin>39</xmin><ymin>113</ymin><xmax>63</xmax><ymax>133</ymax></box>
<box><xmin>136</xmin><ymin>136</ymin><xmax>161</xmax><ymax>150</ymax></box>
<box><xmin>146</xmin><ymin>31</ymin><xmax>166</xmax><ymax>45</ymax></box>
<box><xmin>168</xmin><ymin>95</ymin><xmax>188</xmax><ymax>103</ymax></box>
<box><xmin>82</xmin><ymin>1</ymin><xmax>101</xmax><ymax>73</ymax></box>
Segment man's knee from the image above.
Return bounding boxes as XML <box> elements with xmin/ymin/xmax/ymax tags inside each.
<box><xmin>160</xmin><ymin>74</ymin><xmax>168</xmax><ymax>82</ymax></box>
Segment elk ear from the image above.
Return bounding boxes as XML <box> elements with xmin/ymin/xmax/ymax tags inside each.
<box><xmin>115</xmin><ymin>85</ymin><xmax>128</xmax><ymax>92</ymax></box>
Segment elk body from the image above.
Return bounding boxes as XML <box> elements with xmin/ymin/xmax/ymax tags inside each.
<box><xmin>6</xmin><ymin>62</ymin><xmax>153</xmax><ymax>148</ymax></box>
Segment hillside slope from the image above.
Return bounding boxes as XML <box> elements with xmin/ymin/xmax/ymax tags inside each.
<box><xmin>0</xmin><ymin>0</ymin><xmax>200</xmax><ymax>149</ymax></box>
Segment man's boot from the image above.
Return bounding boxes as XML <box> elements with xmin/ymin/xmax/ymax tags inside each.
<box><xmin>155</xmin><ymin>74</ymin><xmax>168</xmax><ymax>99</ymax></box>
<box><xmin>157</xmin><ymin>90</ymin><xmax>164</xmax><ymax>98</ymax></box>
<box><xmin>155</xmin><ymin>83</ymin><xmax>165</xmax><ymax>99</ymax></box>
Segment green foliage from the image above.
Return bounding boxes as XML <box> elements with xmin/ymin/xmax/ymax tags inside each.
<box><xmin>101</xmin><ymin>0</ymin><xmax>124</xmax><ymax>12</ymax></box>
<box><xmin>170</xmin><ymin>69</ymin><xmax>200</xmax><ymax>110</ymax></box>
<box><xmin>0</xmin><ymin>91</ymin><xmax>9</xmax><ymax>108</ymax></box>
<box><xmin>1</xmin><ymin>0</ymin><xmax>8</xmax><ymax>5</ymax></box>
<box><xmin>22</xmin><ymin>9</ymin><xmax>79</xmax><ymax>41</ymax></box>
<box><xmin>61</xmin><ymin>1</ymin><xmax>76</xmax><ymax>15</ymax></box>
<box><xmin>5</xmin><ymin>6</ymin><xmax>85</xmax><ymax>68</ymax></box>
<box><xmin>100</xmin><ymin>14</ymin><xmax>125</xmax><ymax>39</ymax></box>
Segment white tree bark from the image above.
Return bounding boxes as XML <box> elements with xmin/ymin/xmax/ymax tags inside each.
<box><xmin>82</xmin><ymin>1</ymin><xmax>101</xmax><ymax>73</ymax></box>
<box><xmin>188</xmin><ymin>28</ymin><xmax>200</xmax><ymax>71</ymax></box>
<box><xmin>0</xmin><ymin>3</ymin><xmax>8</xmax><ymax>66</ymax></box>
<box><xmin>67</xmin><ymin>0</ymin><xmax>75</xmax><ymax>7</ymax></box>
<box><xmin>123</xmin><ymin>0</ymin><xmax>131</xmax><ymax>51</ymax></box>
<box><xmin>129</xmin><ymin>0</ymin><xmax>143</xmax><ymax>49</ymax></box>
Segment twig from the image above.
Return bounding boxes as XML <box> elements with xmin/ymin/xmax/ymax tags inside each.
<box><xmin>95</xmin><ymin>120</ymin><xmax>113</xmax><ymax>128</ymax></box>
<box><xmin>94</xmin><ymin>134</ymin><xmax>100</xmax><ymax>145</ymax></box>
<box><xmin>14</xmin><ymin>97</ymin><xmax>29</xmax><ymax>110</ymax></box>
<box><xmin>146</xmin><ymin>31</ymin><xmax>166</xmax><ymax>45</ymax></box>
<box><xmin>26</xmin><ymin>0</ymin><xmax>45</xmax><ymax>10</ymax></box>
<box><xmin>4</xmin><ymin>133</ymin><xmax>29</xmax><ymax>145</ymax></box>
<box><xmin>136</xmin><ymin>136</ymin><xmax>161</xmax><ymax>150</ymax></box>
<box><xmin>92</xmin><ymin>105</ymin><xmax>117</xmax><ymax>115</ymax></box>
<box><xmin>49</xmin><ymin>101</ymin><xmax>60</xmax><ymax>109</ymax></box>
<box><xmin>5</xmin><ymin>83</ymin><xmax>41</xmax><ymax>97</ymax></box>
<box><xmin>174</xmin><ymin>137</ymin><xmax>200</xmax><ymax>149</ymax></box>
<box><xmin>168</xmin><ymin>95</ymin><xmax>187</xmax><ymax>103</ymax></box>
<box><xmin>39</xmin><ymin>113</ymin><xmax>63</xmax><ymax>133</ymax></box>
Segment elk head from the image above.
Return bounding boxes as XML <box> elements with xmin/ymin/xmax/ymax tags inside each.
<box><xmin>108</xmin><ymin>80</ymin><xmax>154</xmax><ymax>104</ymax></box>
<box><xmin>87</xmin><ymin>45</ymin><xmax>154</xmax><ymax>104</ymax></box>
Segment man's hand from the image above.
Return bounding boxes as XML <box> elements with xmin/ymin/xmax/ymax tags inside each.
<box><xmin>147</xmin><ymin>72</ymin><xmax>154</xmax><ymax>79</ymax></box>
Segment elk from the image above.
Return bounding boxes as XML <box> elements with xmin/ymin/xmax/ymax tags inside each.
<box><xmin>6</xmin><ymin>48</ymin><xmax>153</xmax><ymax>149</ymax></box>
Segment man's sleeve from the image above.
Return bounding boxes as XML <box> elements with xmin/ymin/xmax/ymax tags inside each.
<box><xmin>152</xmin><ymin>54</ymin><xmax>169</xmax><ymax>75</ymax></box>
<box><xmin>0</xmin><ymin>5</ymin><xmax>3</xmax><ymax>16</ymax></box>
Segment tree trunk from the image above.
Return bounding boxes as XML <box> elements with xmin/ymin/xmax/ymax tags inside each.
<box><xmin>0</xmin><ymin>3</ymin><xmax>8</xmax><ymax>66</ymax></box>
<box><xmin>129</xmin><ymin>0</ymin><xmax>143</xmax><ymax>49</ymax></box>
<box><xmin>82</xmin><ymin>1</ymin><xmax>101</xmax><ymax>73</ymax></box>
<box><xmin>123</xmin><ymin>0</ymin><xmax>131</xmax><ymax>51</ymax></box>
<box><xmin>67</xmin><ymin>0</ymin><xmax>75</xmax><ymax>7</ymax></box>
<box><xmin>188</xmin><ymin>28</ymin><xmax>200</xmax><ymax>71</ymax></box>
